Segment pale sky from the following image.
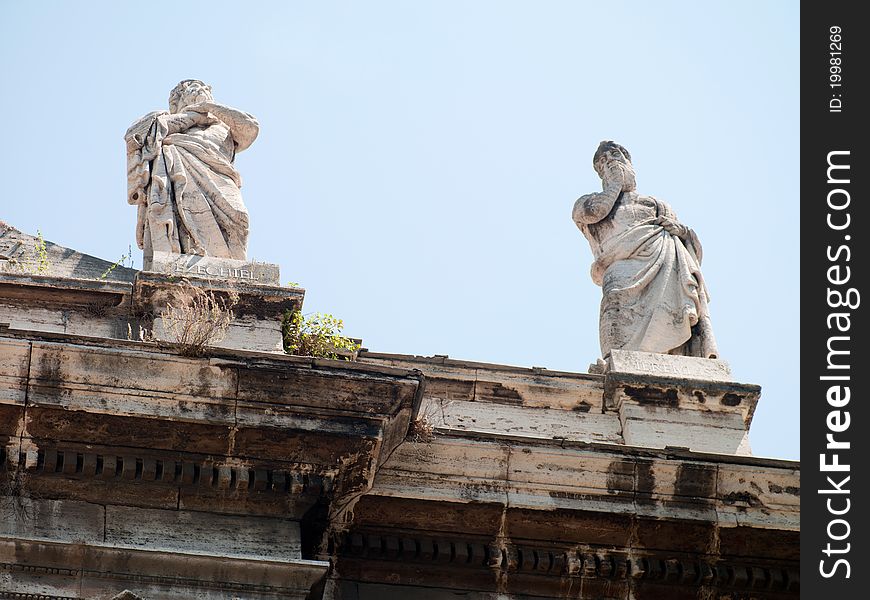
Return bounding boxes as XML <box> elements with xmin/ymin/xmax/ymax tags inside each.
<box><xmin>0</xmin><ymin>1</ymin><xmax>799</xmax><ymax>459</ymax></box>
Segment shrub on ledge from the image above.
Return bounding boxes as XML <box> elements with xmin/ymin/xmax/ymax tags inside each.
<box><xmin>282</xmin><ymin>310</ymin><xmax>360</xmax><ymax>360</ymax></box>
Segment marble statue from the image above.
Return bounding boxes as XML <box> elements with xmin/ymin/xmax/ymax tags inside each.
<box><xmin>573</xmin><ymin>141</ymin><xmax>718</xmax><ymax>360</ymax></box>
<box><xmin>125</xmin><ymin>80</ymin><xmax>259</xmax><ymax>261</ymax></box>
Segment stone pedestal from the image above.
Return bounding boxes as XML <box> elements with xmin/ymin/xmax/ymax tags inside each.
<box><xmin>134</xmin><ymin>270</ymin><xmax>303</xmax><ymax>353</ymax></box>
<box><xmin>144</xmin><ymin>251</ymin><xmax>281</xmax><ymax>286</ymax></box>
<box><xmin>604</xmin><ymin>350</ymin><xmax>759</xmax><ymax>455</ymax></box>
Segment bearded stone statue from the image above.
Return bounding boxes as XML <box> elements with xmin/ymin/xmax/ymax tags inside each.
<box><xmin>573</xmin><ymin>141</ymin><xmax>718</xmax><ymax>362</ymax></box>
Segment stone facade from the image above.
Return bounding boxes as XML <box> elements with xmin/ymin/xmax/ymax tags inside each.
<box><xmin>0</xmin><ymin>224</ymin><xmax>799</xmax><ymax>599</ymax></box>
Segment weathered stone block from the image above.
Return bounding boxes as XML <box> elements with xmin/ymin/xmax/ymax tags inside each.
<box><xmin>426</xmin><ymin>397</ymin><xmax>623</xmax><ymax>444</ymax></box>
<box><xmin>0</xmin><ymin>337</ymin><xmax>29</xmax><ymax>409</ymax></box>
<box><xmin>0</xmin><ymin>498</ymin><xmax>105</xmax><ymax>543</ymax></box>
<box><xmin>604</xmin><ymin>350</ymin><xmax>759</xmax><ymax>454</ymax></box>
<box><xmin>608</xmin><ymin>349</ymin><xmax>732</xmax><ymax>381</ymax></box>
<box><xmin>144</xmin><ymin>251</ymin><xmax>282</xmax><ymax>286</ymax></box>
<box><xmin>134</xmin><ymin>271</ymin><xmax>304</xmax><ymax>353</ymax></box>
<box><xmin>619</xmin><ymin>406</ymin><xmax>748</xmax><ymax>454</ymax></box>
<box><xmin>105</xmin><ymin>505</ymin><xmax>301</xmax><ymax>560</ymax></box>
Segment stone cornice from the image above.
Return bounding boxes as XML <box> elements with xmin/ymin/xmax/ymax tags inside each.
<box><xmin>369</xmin><ymin>432</ymin><xmax>799</xmax><ymax>531</ymax></box>
<box><xmin>1</xmin><ymin>444</ymin><xmax>332</xmax><ymax>518</ymax></box>
<box><xmin>1</xmin><ymin>331</ymin><xmax>423</xmax><ymax>529</ymax></box>
<box><xmin>337</xmin><ymin>530</ymin><xmax>799</xmax><ymax>594</ymax></box>
<box><xmin>431</xmin><ymin>428</ymin><xmax>799</xmax><ymax>470</ymax></box>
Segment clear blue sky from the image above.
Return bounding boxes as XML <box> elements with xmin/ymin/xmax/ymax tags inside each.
<box><xmin>0</xmin><ymin>1</ymin><xmax>799</xmax><ymax>459</ymax></box>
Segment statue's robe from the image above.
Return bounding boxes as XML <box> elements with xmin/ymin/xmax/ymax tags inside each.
<box><xmin>579</xmin><ymin>192</ymin><xmax>718</xmax><ymax>359</ymax></box>
<box><xmin>125</xmin><ymin>111</ymin><xmax>251</xmax><ymax>260</ymax></box>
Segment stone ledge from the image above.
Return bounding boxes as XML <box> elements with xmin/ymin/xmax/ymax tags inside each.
<box><xmin>359</xmin><ymin>351</ymin><xmax>604</xmax><ymax>412</ymax></box>
<box><xmin>0</xmin><ymin>538</ymin><xmax>328</xmax><ymax>600</ymax></box>
<box><xmin>361</xmin><ymin>350</ymin><xmax>760</xmax><ymax>454</ymax></box>
<box><xmin>421</xmin><ymin>397</ymin><xmax>623</xmax><ymax>445</ymax></box>
<box><xmin>370</xmin><ymin>432</ymin><xmax>800</xmax><ymax>526</ymax></box>
<box><xmin>602</xmin><ymin>351</ymin><xmax>761</xmax><ymax>455</ymax></box>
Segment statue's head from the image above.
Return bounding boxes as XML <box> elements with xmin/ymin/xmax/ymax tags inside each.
<box><xmin>593</xmin><ymin>140</ymin><xmax>636</xmax><ymax>191</ymax></box>
<box><xmin>169</xmin><ymin>79</ymin><xmax>214</xmax><ymax>114</ymax></box>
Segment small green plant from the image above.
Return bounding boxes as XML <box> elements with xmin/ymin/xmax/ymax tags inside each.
<box><xmin>282</xmin><ymin>309</ymin><xmax>360</xmax><ymax>360</ymax></box>
<box><xmin>34</xmin><ymin>230</ymin><xmax>50</xmax><ymax>274</ymax></box>
<box><xmin>101</xmin><ymin>245</ymin><xmax>134</xmax><ymax>279</ymax></box>
<box><xmin>1</xmin><ymin>230</ymin><xmax>51</xmax><ymax>275</ymax></box>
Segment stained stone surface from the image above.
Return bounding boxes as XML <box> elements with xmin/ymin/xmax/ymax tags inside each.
<box><xmin>602</xmin><ymin>350</ymin><xmax>758</xmax><ymax>454</ymax></box>
<box><xmin>0</xmin><ymin>498</ymin><xmax>302</xmax><ymax>560</ymax></box>
<box><xmin>361</xmin><ymin>351</ymin><xmax>759</xmax><ymax>456</ymax></box>
<box><xmin>134</xmin><ymin>271</ymin><xmax>302</xmax><ymax>353</ymax></box>
<box><xmin>145</xmin><ymin>251</ymin><xmax>280</xmax><ymax>286</ymax></box>
<box><xmin>573</xmin><ymin>141</ymin><xmax>718</xmax><ymax>360</ymax></box>
<box><xmin>126</xmin><ymin>80</ymin><xmax>259</xmax><ymax>262</ymax></box>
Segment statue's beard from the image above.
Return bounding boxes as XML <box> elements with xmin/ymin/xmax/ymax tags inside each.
<box><xmin>621</xmin><ymin>166</ymin><xmax>637</xmax><ymax>191</ymax></box>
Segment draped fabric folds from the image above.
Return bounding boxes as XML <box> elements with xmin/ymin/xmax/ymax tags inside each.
<box><xmin>590</xmin><ymin>198</ymin><xmax>718</xmax><ymax>359</ymax></box>
<box><xmin>125</xmin><ymin>111</ymin><xmax>249</xmax><ymax>260</ymax></box>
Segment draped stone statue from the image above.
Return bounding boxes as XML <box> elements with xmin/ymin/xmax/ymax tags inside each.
<box><xmin>125</xmin><ymin>80</ymin><xmax>259</xmax><ymax>262</ymax></box>
<box><xmin>573</xmin><ymin>141</ymin><xmax>718</xmax><ymax>361</ymax></box>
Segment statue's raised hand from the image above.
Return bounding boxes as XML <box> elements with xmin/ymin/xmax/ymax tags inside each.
<box><xmin>602</xmin><ymin>161</ymin><xmax>626</xmax><ymax>192</ymax></box>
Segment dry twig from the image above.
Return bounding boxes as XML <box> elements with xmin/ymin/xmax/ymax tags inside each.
<box><xmin>160</xmin><ymin>284</ymin><xmax>238</xmax><ymax>356</ymax></box>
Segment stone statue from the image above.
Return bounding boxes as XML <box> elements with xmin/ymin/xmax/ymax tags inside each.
<box><xmin>573</xmin><ymin>141</ymin><xmax>718</xmax><ymax>361</ymax></box>
<box><xmin>125</xmin><ymin>80</ymin><xmax>259</xmax><ymax>261</ymax></box>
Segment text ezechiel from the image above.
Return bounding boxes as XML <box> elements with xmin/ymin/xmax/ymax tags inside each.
<box><xmin>172</xmin><ymin>262</ymin><xmax>258</xmax><ymax>280</ymax></box>
<box><xmin>819</xmin><ymin>149</ymin><xmax>857</xmax><ymax>579</ymax></box>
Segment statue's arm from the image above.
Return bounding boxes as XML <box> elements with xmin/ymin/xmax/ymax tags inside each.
<box><xmin>190</xmin><ymin>102</ymin><xmax>260</xmax><ymax>152</ymax></box>
<box><xmin>654</xmin><ymin>199</ymin><xmax>703</xmax><ymax>263</ymax></box>
<box><xmin>572</xmin><ymin>181</ymin><xmax>621</xmax><ymax>225</ymax></box>
<box><xmin>162</xmin><ymin>111</ymin><xmax>215</xmax><ymax>135</ymax></box>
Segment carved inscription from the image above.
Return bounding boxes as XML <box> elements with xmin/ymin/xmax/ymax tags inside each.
<box><xmin>143</xmin><ymin>251</ymin><xmax>281</xmax><ymax>285</ymax></box>
<box><xmin>173</xmin><ymin>263</ymin><xmax>257</xmax><ymax>280</ymax></box>
<box><xmin>609</xmin><ymin>350</ymin><xmax>732</xmax><ymax>381</ymax></box>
